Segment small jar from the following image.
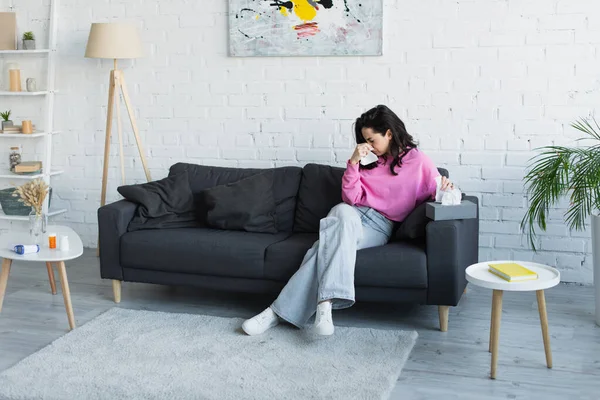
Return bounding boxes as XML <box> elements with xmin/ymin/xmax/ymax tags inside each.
<box><xmin>48</xmin><ymin>233</ymin><xmax>57</xmax><ymax>249</ymax></box>
<box><xmin>7</xmin><ymin>62</ymin><xmax>22</xmax><ymax>92</ymax></box>
<box><xmin>59</xmin><ymin>235</ymin><xmax>70</xmax><ymax>252</ymax></box>
<box><xmin>9</xmin><ymin>146</ymin><xmax>22</xmax><ymax>172</ymax></box>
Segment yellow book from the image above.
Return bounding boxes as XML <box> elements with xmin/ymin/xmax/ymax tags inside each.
<box><xmin>488</xmin><ymin>262</ymin><xmax>538</xmax><ymax>282</ymax></box>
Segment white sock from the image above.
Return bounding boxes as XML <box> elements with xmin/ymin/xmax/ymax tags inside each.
<box><xmin>318</xmin><ymin>300</ymin><xmax>332</xmax><ymax>313</ymax></box>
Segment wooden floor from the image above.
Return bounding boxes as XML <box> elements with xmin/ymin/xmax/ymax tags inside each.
<box><xmin>1</xmin><ymin>249</ymin><xmax>599</xmax><ymax>399</ymax></box>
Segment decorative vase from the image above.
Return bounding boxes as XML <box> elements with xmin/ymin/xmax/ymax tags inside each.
<box><xmin>21</xmin><ymin>120</ymin><xmax>33</xmax><ymax>134</ymax></box>
<box><xmin>29</xmin><ymin>209</ymin><xmax>47</xmax><ymax>244</ymax></box>
<box><xmin>593</xmin><ymin>214</ymin><xmax>600</xmax><ymax>326</ymax></box>
<box><xmin>26</xmin><ymin>78</ymin><xmax>36</xmax><ymax>92</ymax></box>
<box><xmin>23</xmin><ymin>39</ymin><xmax>35</xmax><ymax>50</ymax></box>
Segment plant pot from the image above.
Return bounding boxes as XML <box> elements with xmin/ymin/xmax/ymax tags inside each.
<box><xmin>1</xmin><ymin>120</ymin><xmax>13</xmax><ymax>131</ymax></box>
<box><xmin>593</xmin><ymin>214</ymin><xmax>600</xmax><ymax>326</ymax></box>
<box><xmin>23</xmin><ymin>39</ymin><xmax>35</xmax><ymax>50</ymax></box>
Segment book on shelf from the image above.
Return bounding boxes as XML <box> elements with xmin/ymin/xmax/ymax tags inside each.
<box><xmin>14</xmin><ymin>161</ymin><xmax>42</xmax><ymax>173</ymax></box>
<box><xmin>1</xmin><ymin>125</ymin><xmax>38</xmax><ymax>133</ymax></box>
<box><xmin>0</xmin><ymin>13</ymin><xmax>17</xmax><ymax>50</ymax></box>
<box><xmin>488</xmin><ymin>262</ymin><xmax>538</xmax><ymax>282</ymax></box>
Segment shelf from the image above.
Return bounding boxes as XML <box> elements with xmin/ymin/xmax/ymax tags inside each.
<box><xmin>0</xmin><ymin>131</ymin><xmax>60</xmax><ymax>138</ymax></box>
<box><xmin>0</xmin><ymin>91</ymin><xmax>50</xmax><ymax>96</ymax></box>
<box><xmin>0</xmin><ymin>0</ymin><xmax>64</xmax><ymax>223</ymax></box>
<box><xmin>0</xmin><ymin>208</ymin><xmax>67</xmax><ymax>221</ymax></box>
<box><xmin>0</xmin><ymin>49</ymin><xmax>51</xmax><ymax>54</ymax></box>
<box><xmin>0</xmin><ymin>169</ymin><xmax>64</xmax><ymax>180</ymax></box>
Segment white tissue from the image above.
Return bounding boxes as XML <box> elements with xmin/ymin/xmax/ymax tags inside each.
<box><xmin>360</xmin><ymin>151</ymin><xmax>378</xmax><ymax>166</ymax></box>
<box><xmin>435</xmin><ymin>176</ymin><xmax>462</xmax><ymax>205</ymax></box>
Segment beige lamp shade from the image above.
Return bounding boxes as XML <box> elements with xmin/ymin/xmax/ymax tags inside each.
<box><xmin>85</xmin><ymin>22</ymin><xmax>143</xmax><ymax>59</ymax></box>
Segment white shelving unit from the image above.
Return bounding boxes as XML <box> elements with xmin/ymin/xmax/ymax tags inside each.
<box><xmin>0</xmin><ymin>0</ymin><xmax>65</xmax><ymax>221</ymax></box>
<box><xmin>0</xmin><ymin>91</ymin><xmax>50</xmax><ymax>96</ymax></box>
<box><xmin>0</xmin><ymin>208</ymin><xmax>66</xmax><ymax>221</ymax></box>
<box><xmin>1</xmin><ymin>131</ymin><xmax>60</xmax><ymax>138</ymax></box>
<box><xmin>0</xmin><ymin>169</ymin><xmax>64</xmax><ymax>180</ymax></box>
<box><xmin>0</xmin><ymin>49</ymin><xmax>51</xmax><ymax>54</ymax></box>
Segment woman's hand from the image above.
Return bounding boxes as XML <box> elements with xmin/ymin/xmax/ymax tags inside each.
<box><xmin>440</xmin><ymin>176</ymin><xmax>454</xmax><ymax>191</ymax></box>
<box><xmin>350</xmin><ymin>143</ymin><xmax>374</xmax><ymax>165</ymax></box>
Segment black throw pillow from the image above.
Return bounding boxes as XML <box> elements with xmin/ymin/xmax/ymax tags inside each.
<box><xmin>201</xmin><ymin>170</ymin><xmax>278</xmax><ymax>234</ymax></box>
<box><xmin>395</xmin><ymin>201</ymin><xmax>432</xmax><ymax>240</ymax></box>
<box><xmin>117</xmin><ymin>171</ymin><xmax>198</xmax><ymax>231</ymax></box>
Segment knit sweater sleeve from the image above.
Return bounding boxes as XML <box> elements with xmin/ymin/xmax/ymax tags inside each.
<box><xmin>341</xmin><ymin>160</ymin><xmax>365</xmax><ymax>206</ymax></box>
<box><xmin>418</xmin><ymin>153</ymin><xmax>441</xmax><ymax>203</ymax></box>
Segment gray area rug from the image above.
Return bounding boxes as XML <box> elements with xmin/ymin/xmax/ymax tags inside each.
<box><xmin>0</xmin><ymin>308</ymin><xmax>417</xmax><ymax>400</ymax></box>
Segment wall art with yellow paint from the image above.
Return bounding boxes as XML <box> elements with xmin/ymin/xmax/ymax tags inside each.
<box><xmin>229</xmin><ymin>0</ymin><xmax>383</xmax><ymax>56</ymax></box>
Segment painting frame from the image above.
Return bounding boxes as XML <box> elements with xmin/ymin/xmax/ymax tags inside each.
<box><xmin>229</xmin><ymin>0</ymin><xmax>383</xmax><ymax>57</ymax></box>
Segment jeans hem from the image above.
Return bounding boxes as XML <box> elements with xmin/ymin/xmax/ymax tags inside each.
<box><xmin>318</xmin><ymin>294</ymin><xmax>356</xmax><ymax>310</ymax></box>
<box><xmin>270</xmin><ymin>304</ymin><xmax>305</xmax><ymax>329</ymax></box>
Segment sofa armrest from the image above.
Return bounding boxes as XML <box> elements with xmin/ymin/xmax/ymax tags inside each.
<box><xmin>98</xmin><ymin>200</ymin><xmax>137</xmax><ymax>280</ymax></box>
<box><xmin>425</xmin><ymin>195</ymin><xmax>479</xmax><ymax>306</ymax></box>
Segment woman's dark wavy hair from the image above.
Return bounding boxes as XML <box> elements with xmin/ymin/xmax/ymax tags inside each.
<box><xmin>354</xmin><ymin>105</ymin><xmax>418</xmax><ymax>176</ymax></box>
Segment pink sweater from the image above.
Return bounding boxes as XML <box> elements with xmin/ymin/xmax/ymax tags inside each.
<box><xmin>341</xmin><ymin>149</ymin><xmax>440</xmax><ymax>222</ymax></box>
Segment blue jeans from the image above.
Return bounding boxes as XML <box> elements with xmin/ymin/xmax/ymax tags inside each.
<box><xmin>270</xmin><ymin>203</ymin><xmax>394</xmax><ymax>328</ymax></box>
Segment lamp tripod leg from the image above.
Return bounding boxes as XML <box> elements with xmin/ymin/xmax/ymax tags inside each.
<box><xmin>114</xmin><ymin>71</ymin><xmax>126</xmax><ymax>186</ymax></box>
<box><xmin>97</xmin><ymin>70</ymin><xmax>117</xmax><ymax>257</ymax></box>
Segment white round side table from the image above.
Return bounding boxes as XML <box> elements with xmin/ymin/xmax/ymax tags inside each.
<box><xmin>465</xmin><ymin>260</ymin><xmax>560</xmax><ymax>379</ymax></box>
<box><xmin>0</xmin><ymin>226</ymin><xmax>83</xmax><ymax>330</ymax></box>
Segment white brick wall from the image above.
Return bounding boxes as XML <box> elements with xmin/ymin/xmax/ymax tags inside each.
<box><xmin>1</xmin><ymin>0</ymin><xmax>598</xmax><ymax>283</ymax></box>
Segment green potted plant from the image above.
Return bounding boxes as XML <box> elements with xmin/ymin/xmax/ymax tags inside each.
<box><xmin>22</xmin><ymin>31</ymin><xmax>35</xmax><ymax>50</ymax></box>
<box><xmin>1</xmin><ymin>110</ymin><xmax>13</xmax><ymax>131</ymax></box>
<box><xmin>522</xmin><ymin>118</ymin><xmax>600</xmax><ymax>325</ymax></box>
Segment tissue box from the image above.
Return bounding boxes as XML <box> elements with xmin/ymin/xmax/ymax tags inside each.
<box><xmin>426</xmin><ymin>200</ymin><xmax>477</xmax><ymax>221</ymax></box>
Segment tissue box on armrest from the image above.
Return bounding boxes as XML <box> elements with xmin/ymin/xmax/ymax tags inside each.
<box><xmin>426</xmin><ymin>200</ymin><xmax>477</xmax><ymax>221</ymax></box>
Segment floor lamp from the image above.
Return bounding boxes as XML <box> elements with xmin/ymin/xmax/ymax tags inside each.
<box><xmin>85</xmin><ymin>22</ymin><xmax>152</xmax><ymax>257</ymax></box>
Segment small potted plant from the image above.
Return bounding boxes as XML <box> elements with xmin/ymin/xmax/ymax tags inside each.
<box><xmin>1</xmin><ymin>110</ymin><xmax>13</xmax><ymax>131</ymax></box>
<box><xmin>22</xmin><ymin>31</ymin><xmax>35</xmax><ymax>50</ymax></box>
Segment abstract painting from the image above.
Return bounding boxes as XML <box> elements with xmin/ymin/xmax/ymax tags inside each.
<box><xmin>229</xmin><ymin>0</ymin><xmax>383</xmax><ymax>57</ymax></box>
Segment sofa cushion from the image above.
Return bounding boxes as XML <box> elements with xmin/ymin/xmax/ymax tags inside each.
<box><xmin>169</xmin><ymin>163</ymin><xmax>302</xmax><ymax>232</ymax></box>
<box><xmin>117</xmin><ymin>171</ymin><xmax>198</xmax><ymax>231</ymax></box>
<box><xmin>293</xmin><ymin>163</ymin><xmax>345</xmax><ymax>233</ymax></box>
<box><xmin>355</xmin><ymin>241</ymin><xmax>428</xmax><ymax>288</ymax></box>
<box><xmin>394</xmin><ymin>201</ymin><xmax>431</xmax><ymax>240</ymax></box>
<box><xmin>121</xmin><ymin>228</ymin><xmax>291</xmax><ymax>279</ymax></box>
<box><xmin>264</xmin><ymin>234</ymin><xmax>428</xmax><ymax>289</ymax></box>
<box><xmin>202</xmin><ymin>170</ymin><xmax>278</xmax><ymax>233</ymax></box>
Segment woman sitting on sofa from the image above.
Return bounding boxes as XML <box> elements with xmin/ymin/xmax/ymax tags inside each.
<box><xmin>242</xmin><ymin>104</ymin><xmax>454</xmax><ymax>336</ymax></box>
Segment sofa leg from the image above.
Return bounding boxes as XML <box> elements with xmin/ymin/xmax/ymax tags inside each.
<box><xmin>112</xmin><ymin>280</ymin><xmax>121</xmax><ymax>303</ymax></box>
<box><xmin>438</xmin><ymin>306</ymin><xmax>449</xmax><ymax>332</ymax></box>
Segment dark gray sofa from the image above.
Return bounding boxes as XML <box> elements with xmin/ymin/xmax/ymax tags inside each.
<box><xmin>98</xmin><ymin>162</ymin><xmax>479</xmax><ymax>331</ymax></box>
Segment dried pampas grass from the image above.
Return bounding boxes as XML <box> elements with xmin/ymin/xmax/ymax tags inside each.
<box><xmin>12</xmin><ymin>178</ymin><xmax>49</xmax><ymax>216</ymax></box>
